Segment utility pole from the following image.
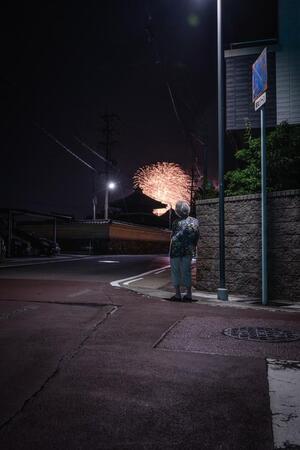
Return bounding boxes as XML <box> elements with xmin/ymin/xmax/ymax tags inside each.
<box><xmin>73</xmin><ymin>134</ymin><xmax>118</xmax><ymax>221</ymax></box>
<box><xmin>189</xmin><ymin>131</ymin><xmax>207</xmax><ymax>203</ymax></box>
<box><xmin>190</xmin><ymin>163</ymin><xmax>195</xmax><ymax>213</ymax></box>
<box><xmin>217</xmin><ymin>0</ymin><xmax>228</xmax><ymax>301</ymax></box>
<box><xmin>189</xmin><ymin>141</ymin><xmax>201</xmax><ymax>217</ymax></box>
<box><xmin>98</xmin><ymin>112</ymin><xmax>119</xmax><ymax>219</ymax></box>
<box><xmin>100</xmin><ymin>113</ymin><xmax>119</xmax><ymax>173</ymax></box>
<box><xmin>202</xmin><ymin>142</ymin><xmax>208</xmax><ymax>199</ymax></box>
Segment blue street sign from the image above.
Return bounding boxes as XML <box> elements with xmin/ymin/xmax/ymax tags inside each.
<box><xmin>252</xmin><ymin>48</ymin><xmax>268</xmax><ymax>102</ymax></box>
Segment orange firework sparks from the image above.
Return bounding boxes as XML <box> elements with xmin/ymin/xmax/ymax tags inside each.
<box><xmin>133</xmin><ymin>162</ymin><xmax>191</xmax><ymax>215</ymax></box>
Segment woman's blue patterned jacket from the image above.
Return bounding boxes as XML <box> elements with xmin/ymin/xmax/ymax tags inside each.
<box><xmin>170</xmin><ymin>216</ymin><xmax>199</xmax><ymax>258</ymax></box>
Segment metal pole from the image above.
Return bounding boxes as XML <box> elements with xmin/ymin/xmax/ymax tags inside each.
<box><xmin>203</xmin><ymin>144</ymin><xmax>208</xmax><ymax>199</ymax></box>
<box><xmin>261</xmin><ymin>105</ymin><xmax>268</xmax><ymax>305</ymax></box>
<box><xmin>217</xmin><ymin>0</ymin><xmax>228</xmax><ymax>301</ymax></box>
<box><xmin>93</xmin><ymin>172</ymin><xmax>98</xmax><ymax>221</ymax></box>
<box><xmin>104</xmin><ymin>187</ymin><xmax>108</xmax><ymax>220</ymax></box>
<box><xmin>190</xmin><ymin>165</ymin><xmax>194</xmax><ymax>213</ymax></box>
<box><xmin>53</xmin><ymin>218</ymin><xmax>57</xmax><ymax>245</ymax></box>
<box><xmin>93</xmin><ymin>197</ymin><xmax>96</xmax><ymax>221</ymax></box>
<box><xmin>8</xmin><ymin>210</ymin><xmax>12</xmax><ymax>258</ymax></box>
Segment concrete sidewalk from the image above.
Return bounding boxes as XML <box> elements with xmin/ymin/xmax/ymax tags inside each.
<box><xmin>0</xmin><ymin>277</ymin><xmax>299</xmax><ymax>449</ymax></box>
<box><xmin>114</xmin><ymin>264</ymin><xmax>300</xmax><ymax>313</ymax></box>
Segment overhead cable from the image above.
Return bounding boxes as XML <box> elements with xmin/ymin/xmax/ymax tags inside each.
<box><xmin>34</xmin><ymin>123</ymin><xmax>97</xmax><ymax>172</ymax></box>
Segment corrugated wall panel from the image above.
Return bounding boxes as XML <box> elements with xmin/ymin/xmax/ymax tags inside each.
<box><xmin>276</xmin><ymin>51</ymin><xmax>300</xmax><ymax>124</ymax></box>
<box><xmin>276</xmin><ymin>0</ymin><xmax>300</xmax><ymax>124</ymax></box>
<box><xmin>226</xmin><ymin>53</ymin><xmax>276</xmax><ymax>130</ymax></box>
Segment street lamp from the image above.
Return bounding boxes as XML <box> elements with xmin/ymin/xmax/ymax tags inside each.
<box><xmin>217</xmin><ymin>0</ymin><xmax>228</xmax><ymax>301</ymax></box>
<box><xmin>191</xmin><ymin>0</ymin><xmax>227</xmax><ymax>299</ymax></box>
<box><xmin>105</xmin><ymin>181</ymin><xmax>116</xmax><ymax>220</ymax></box>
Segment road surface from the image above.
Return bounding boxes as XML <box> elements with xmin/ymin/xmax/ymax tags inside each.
<box><xmin>0</xmin><ymin>255</ymin><xmax>299</xmax><ymax>450</ymax></box>
<box><xmin>0</xmin><ymin>254</ymin><xmax>170</xmax><ymax>282</ymax></box>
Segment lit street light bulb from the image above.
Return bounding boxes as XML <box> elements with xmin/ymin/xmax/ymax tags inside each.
<box><xmin>108</xmin><ymin>181</ymin><xmax>116</xmax><ymax>190</ymax></box>
<box><xmin>105</xmin><ymin>181</ymin><xmax>117</xmax><ymax>220</ymax></box>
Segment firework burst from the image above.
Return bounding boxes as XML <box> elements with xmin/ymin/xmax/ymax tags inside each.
<box><xmin>133</xmin><ymin>162</ymin><xmax>191</xmax><ymax>215</ymax></box>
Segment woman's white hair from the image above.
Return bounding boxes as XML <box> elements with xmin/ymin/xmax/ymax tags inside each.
<box><xmin>175</xmin><ymin>200</ymin><xmax>190</xmax><ymax>218</ymax></box>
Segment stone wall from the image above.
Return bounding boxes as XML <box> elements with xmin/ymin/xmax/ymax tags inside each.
<box><xmin>195</xmin><ymin>190</ymin><xmax>300</xmax><ymax>302</ymax></box>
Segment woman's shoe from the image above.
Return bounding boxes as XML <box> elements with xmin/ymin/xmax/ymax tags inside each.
<box><xmin>182</xmin><ymin>295</ymin><xmax>192</xmax><ymax>302</ymax></box>
<box><xmin>169</xmin><ymin>295</ymin><xmax>182</xmax><ymax>302</ymax></box>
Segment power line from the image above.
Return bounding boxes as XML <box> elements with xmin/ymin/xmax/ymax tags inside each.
<box><xmin>34</xmin><ymin>123</ymin><xmax>97</xmax><ymax>173</ymax></box>
<box><xmin>166</xmin><ymin>82</ymin><xmax>182</xmax><ymax>127</ymax></box>
<box><xmin>73</xmin><ymin>135</ymin><xmax>118</xmax><ymax>171</ymax></box>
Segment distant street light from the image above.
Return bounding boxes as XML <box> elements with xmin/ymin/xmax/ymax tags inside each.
<box><xmin>105</xmin><ymin>181</ymin><xmax>116</xmax><ymax>220</ymax></box>
<box><xmin>108</xmin><ymin>181</ymin><xmax>116</xmax><ymax>190</ymax></box>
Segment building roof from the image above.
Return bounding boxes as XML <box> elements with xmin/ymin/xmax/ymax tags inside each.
<box><xmin>110</xmin><ymin>188</ymin><xmax>167</xmax><ymax>213</ymax></box>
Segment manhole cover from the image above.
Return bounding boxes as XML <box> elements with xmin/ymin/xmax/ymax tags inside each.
<box><xmin>223</xmin><ymin>327</ymin><xmax>300</xmax><ymax>343</ymax></box>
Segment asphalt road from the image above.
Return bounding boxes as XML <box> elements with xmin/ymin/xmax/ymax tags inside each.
<box><xmin>0</xmin><ymin>255</ymin><xmax>170</xmax><ymax>282</ymax></box>
<box><xmin>0</xmin><ymin>255</ymin><xmax>299</xmax><ymax>450</ymax></box>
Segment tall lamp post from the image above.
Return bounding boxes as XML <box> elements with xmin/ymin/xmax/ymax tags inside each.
<box><xmin>217</xmin><ymin>0</ymin><xmax>228</xmax><ymax>301</ymax></box>
<box><xmin>105</xmin><ymin>181</ymin><xmax>116</xmax><ymax>220</ymax></box>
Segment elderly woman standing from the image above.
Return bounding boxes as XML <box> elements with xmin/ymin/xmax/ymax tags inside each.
<box><xmin>169</xmin><ymin>200</ymin><xmax>199</xmax><ymax>301</ymax></box>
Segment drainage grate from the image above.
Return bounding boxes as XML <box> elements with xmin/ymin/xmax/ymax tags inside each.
<box><xmin>223</xmin><ymin>327</ymin><xmax>300</xmax><ymax>343</ymax></box>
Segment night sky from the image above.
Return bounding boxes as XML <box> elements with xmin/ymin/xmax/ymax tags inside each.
<box><xmin>0</xmin><ymin>0</ymin><xmax>277</xmax><ymax>218</ymax></box>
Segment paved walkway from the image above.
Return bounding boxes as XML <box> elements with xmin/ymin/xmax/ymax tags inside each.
<box><xmin>0</xmin><ymin>277</ymin><xmax>299</xmax><ymax>449</ymax></box>
<box><xmin>112</xmin><ymin>263</ymin><xmax>300</xmax><ymax>313</ymax></box>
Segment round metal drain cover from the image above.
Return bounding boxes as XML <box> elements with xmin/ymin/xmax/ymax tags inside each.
<box><xmin>223</xmin><ymin>327</ymin><xmax>300</xmax><ymax>343</ymax></box>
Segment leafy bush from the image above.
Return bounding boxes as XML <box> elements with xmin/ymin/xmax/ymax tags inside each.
<box><xmin>225</xmin><ymin>122</ymin><xmax>300</xmax><ymax>196</ymax></box>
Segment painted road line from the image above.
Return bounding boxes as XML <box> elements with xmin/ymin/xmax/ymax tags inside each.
<box><xmin>192</xmin><ymin>292</ymin><xmax>218</xmax><ymax>299</ymax></box>
<box><xmin>0</xmin><ymin>256</ymin><xmax>92</xmax><ymax>269</ymax></box>
<box><xmin>123</xmin><ymin>277</ymin><xmax>144</xmax><ymax>286</ymax></box>
<box><xmin>98</xmin><ymin>260</ymin><xmax>120</xmax><ymax>264</ymax></box>
<box><xmin>267</xmin><ymin>359</ymin><xmax>300</xmax><ymax>450</ymax></box>
<box><xmin>110</xmin><ymin>264</ymin><xmax>170</xmax><ymax>287</ymax></box>
<box><xmin>68</xmin><ymin>289</ymin><xmax>91</xmax><ymax>298</ymax></box>
<box><xmin>154</xmin><ymin>269</ymin><xmax>167</xmax><ymax>275</ymax></box>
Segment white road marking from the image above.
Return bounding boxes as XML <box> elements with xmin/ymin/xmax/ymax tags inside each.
<box><xmin>110</xmin><ymin>264</ymin><xmax>170</xmax><ymax>287</ymax></box>
<box><xmin>123</xmin><ymin>277</ymin><xmax>144</xmax><ymax>286</ymax></box>
<box><xmin>68</xmin><ymin>289</ymin><xmax>91</xmax><ymax>298</ymax></box>
<box><xmin>98</xmin><ymin>260</ymin><xmax>120</xmax><ymax>264</ymax></box>
<box><xmin>154</xmin><ymin>269</ymin><xmax>167</xmax><ymax>275</ymax></box>
<box><xmin>267</xmin><ymin>359</ymin><xmax>300</xmax><ymax>450</ymax></box>
<box><xmin>0</xmin><ymin>256</ymin><xmax>91</xmax><ymax>269</ymax></box>
<box><xmin>192</xmin><ymin>291</ymin><xmax>218</xmax><ymax>299</ymax></box>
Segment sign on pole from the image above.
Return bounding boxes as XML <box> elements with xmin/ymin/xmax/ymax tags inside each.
<box><xmin>255</xmin><ymin>92</ymin><xmax>266</xmax><ymax>111</ymax></box>
<box><xmin>252</xmin><ymin>47</ymin><xmax>268</xmax><ymax>104</ymax></box>
<box><xmin>253</xmin><ymin>48</ymin><xmax>268</xmax><ymax>306</ymax></box>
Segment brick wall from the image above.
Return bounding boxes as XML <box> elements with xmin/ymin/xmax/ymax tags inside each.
<box><xmin>196</xmin><ymin>190</ymin><xmax>300</xmax><ymax>302</ymax></box>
